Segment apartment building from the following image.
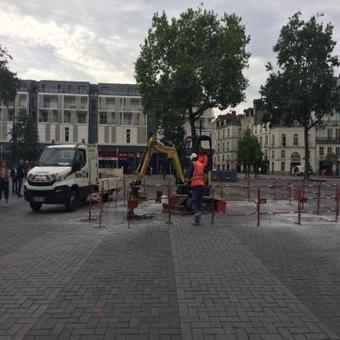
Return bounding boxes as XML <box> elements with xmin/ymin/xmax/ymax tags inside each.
<box><xmin>214</xmin><ymin>112</ymin><xmax>242</xmax><ymax>170</ymax></box>
<box><xmin>316</xmin><ymin>112</ymin><xmax>340</xmax><ymax>175</ymax></box>
<box><xmin>0</xmin><ymin>81</ymin><xmax>31</xmax><ymax>143</ymax></box>
<box><xmin>0</xmin><ymin>80</ymin><xmax>147</xmax><ymax>173</ymax></box>
<box><xmin>37</xmin><ymin>81</ymin><xmax>89</xmax><ymax>145</ymax></box>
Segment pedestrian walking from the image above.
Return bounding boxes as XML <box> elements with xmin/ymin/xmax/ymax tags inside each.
<box><xmin>0</xmin><ymin>160</ymin><xmax>10</xmax><ymax>206</ymax></box>
<box><xmin>186</xmin><ymin>153</ymin><xmax>207</xmax><ymax>226</ymax></box>
<box><xmin>10</xmin><ymin>165</ymin><xmax>18</xmax><ymax>195</ymax></box>
<box><xmin>17</xmin><ymin>160</ymin><xmax>25</xmax><ymax>197</ymax></box>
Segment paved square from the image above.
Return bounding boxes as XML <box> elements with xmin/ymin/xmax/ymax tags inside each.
<box><xmin>1</xmin><ymin>192</ymin><xmax>340</xmax><ymax>339</ymax></box>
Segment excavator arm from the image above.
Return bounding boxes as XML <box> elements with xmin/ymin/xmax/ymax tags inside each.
<box><xmin>133</xmin><ymin>137</ymin><xmax>185</xmax><ymax>185</ymax></box>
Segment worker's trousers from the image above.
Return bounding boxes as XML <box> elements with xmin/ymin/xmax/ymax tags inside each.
<box><xmin>192</xmin><ymin>185</ymin><xmax>204</xmax><ymax>217</ymax></box>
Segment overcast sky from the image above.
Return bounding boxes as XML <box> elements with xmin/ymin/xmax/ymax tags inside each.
<box><xmin>1</xmin><ymin>0</ymin><xmax>340</xmax><ymax>114</ymax></box>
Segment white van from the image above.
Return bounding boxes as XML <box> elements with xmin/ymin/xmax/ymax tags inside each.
<box><xmin>24</xmin><ymin>144</ymin><xmax>114</xmax><ymax>212</ymax></box>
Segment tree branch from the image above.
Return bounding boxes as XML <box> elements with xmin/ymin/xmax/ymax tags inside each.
<box><xmin>307</xmin><ymin>116</ymin><xmax>323</xmax><ymax>130</ymax></box>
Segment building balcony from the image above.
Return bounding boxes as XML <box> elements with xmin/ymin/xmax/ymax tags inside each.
<box><xmin>63</xmin><ymin>104</ymin><xmax>87</xmax><ymax>110</ymax></box>
<box><xmin>39</xmin><ymin>88</ymin><xmax>88</xmax><ymax>94</ymax></box>
<box><xmin>316</xmin><ymin>137</ymin><xmax>340</xmax><ymax>144</ymax></box>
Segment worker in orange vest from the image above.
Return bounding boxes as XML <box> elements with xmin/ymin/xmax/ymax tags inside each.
<box><xmin>186</xmin><ymin>153</ymin><xmax>206</xmax><ymax>225</ymax></box>
<box><xmin>198</xmin><ymin>147</ymin><xmax>208</xmax><ymax>168</ymax></box>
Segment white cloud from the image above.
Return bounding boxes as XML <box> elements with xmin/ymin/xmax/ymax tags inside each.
<box><xmin>0</xmin><ymin>2</ymin><xmax>134</xmax><ymax>83</ymax></box>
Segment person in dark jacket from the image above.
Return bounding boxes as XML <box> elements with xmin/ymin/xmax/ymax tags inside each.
<box><xmin>0</xmin><ymin>160</ymin><xmax>10</xmax><ymax>206</ymax></box>
<box><xmin>16</xmin><ymin>160</ymin><xmax>25</xmax><ymax>197</ymax></box>
<box><xmin>10</xmin><ymin>166</ymin><xmax>18</xmax><ymax>195</ymax></box>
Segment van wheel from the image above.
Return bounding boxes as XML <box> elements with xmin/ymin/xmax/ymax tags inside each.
<box><xmin>30</xmin><ymin>202</ymin><xmax>42</xmax><ymax>212</ymax></box>
<box><xmin>66</xmin><ymin>191</ymin><xmax>78</xmax><ymax>212</ymax></box>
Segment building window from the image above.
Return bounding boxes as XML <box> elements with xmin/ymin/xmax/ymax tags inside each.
<box><xmin>281</xmin><ymin>162</ymin><xmax>285</xmax><ymax>171</ymax></box>
<box><xmin>281</xmin><ymin>150</ymin><xmax>285</xmax><ymax>158</ymax></box>
<box><xmin>281</xmin><ymin>134</ymin><xmax>286</xmax><ymax>147</ymax></box>
<box><xmin>327</xmin><ymin>147</ymin><xmax>332</xmax><ymax>155</ymax></box>
<box><xmin>327</xmin><ymin>128</ymin><xmax>333</xmax><ymax>139</ymax></box>
<box><xmin>126</xmin><ymin>129</ymin><xmax>131</xmax><ymax>144</ymax></box>
<box><xmin>227</xmin><ymin>129</ymin><xmax>230</xmax><ymax>138</ymax></box>
<box><xmin>227</xmin><ymin>142</ymin><xmax>230</xmax><ymax>151</ymax></box>
<box><xmin>293</xmin><ymin>134</ymin><xmax>298</xmax><ymax>145</ymax></box>
<box><xmin>223</xmin><ymin>143</ymin><xmax>225</xmax><ymax>152</ymax></box>
<box><xmin>291</xmin><ymin>152</ymin><xmax>301</xmax><ymax>162</ymax></box>
<box><xmin>99</xmin><ymin>112</ymin><xmax>107</xmax><ymax>124</ymax></box>
<box><xmin>39</xmin><ymin>110</ymin><xmax>48</xmax><ymax>122</ymax></box>
<box><xmin>77</xmin><ymin>112</ymin><xmax>87</xmax><ymax>124</ymax></box>
<box><xmin>259</xmin><ymin>137</ymin><xmax>263</xmax><ymax>147</ymax></box>
<box><xmin>272</xmin><ymin>150</ymin><xmax>275</xmax><ymax>159</ymax></box>
<box><xmin>265</xmin><ymin>135</ymin><xmax>268</xmax><ymax>145</ymax></box>
<box><xmin>65</xmin><ymin>127</ymin><xmax>69</xmax><ymax>142</ymax></box>
<box><xmin>336</xmin><ymin>147</ymin><xmax>340</xmax><ymax>156</ymax></box>
<box><xmin>124</xmin><ymin>112</ymin><xmax>133</xmax><ymax>125</ymax></box>
<box><xmin>52</xmin><ymin>111</ymin><xmax>59</xmax><ymax>123</ymax></box>
<box><xmin>272</xmin><ymin>134</ymin><xmax>275</xmax><ymax>146</ymax></box>
<box><xmin>336</xmin><ymin>129</ymin><xmax>340</xmax><ymax>140</ymax></box>
<box><xmin>64</xmin><ymin>111</ymin><xmax>71</xmax><ymax>123</ymax></box>
<box><xmin>319</xmin><ymin>147</ymin><xmax>324</xmax><ymax>156</ymax></box>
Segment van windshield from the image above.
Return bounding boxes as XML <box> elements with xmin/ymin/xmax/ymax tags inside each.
<box><xmin>37</xmin><ymin>148</ymin><xmax>76</xmax><ymax>166</ymax></box>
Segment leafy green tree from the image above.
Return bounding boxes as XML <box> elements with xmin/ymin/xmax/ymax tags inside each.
<box><xmin>10</xmin><ymin>109</ymin><xmax>40</xmax><ymax>162</ymax></box>
<box><xmin>324</xmin><ymin>152</ymin><xmax>337</xmax><ymax>174</ymax></box>
<box><xmin>135</xmin><ymin>7</ymin><xmax>250</xmax><ymax>150</ymax></box>
<box><xmin>237</xmin><ymin>128</ymin><xmax>263</xmax><ymax>175</ymax></box>
<box><xmin>260</xmin><ymin>12</ymin><xmax>340</xmax><ymax>180</ymax></box>
<box><xmin>161</xmin><ymin>109</ymin><xmax>186</xmax><ymax>152</ymax></box>
<box><xmin>0</xmin><ymin>45</ymin><xmax>18</xmax><ymax>104</ymax></box>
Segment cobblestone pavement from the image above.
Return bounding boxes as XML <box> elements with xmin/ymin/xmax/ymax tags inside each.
<box><xmin>0</xmin><ymin>195</ymin><xmax>340</xmax><ymax>339</ymax></box>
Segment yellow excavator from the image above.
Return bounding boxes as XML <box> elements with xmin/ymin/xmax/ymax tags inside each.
<box><xmin>130</xmin><ymin>135</ymin><xmax>213</xmax><ymax>197</ymax></box>
<box><xmin>130</xmin><ymin>136</ymin><xmax>186</xmax><ymax>194</ymax></box>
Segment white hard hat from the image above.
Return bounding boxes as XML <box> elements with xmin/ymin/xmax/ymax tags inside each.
<box><xmin>190</xmin><ymin>153</ymin><xmax>198</xmax><ymax>161</ymax></box>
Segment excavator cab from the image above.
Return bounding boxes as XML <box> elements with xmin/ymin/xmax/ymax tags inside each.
<box><xmin>184</xmin><ymin>135</ymin><xmax>213</xmax><ymax>171</ymax></box>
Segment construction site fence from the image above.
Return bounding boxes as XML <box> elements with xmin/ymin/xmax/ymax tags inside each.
<box><xmin>83</xmin><ymin>176</ymin><xmax>340</xmax><ymax>228</ymax></box>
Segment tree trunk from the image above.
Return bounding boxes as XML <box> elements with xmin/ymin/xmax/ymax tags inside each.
<box><xmin>304</xmin><ymin>125</ymin><xmax>310</xmax><ymax>181</ymax></box>
<box><xmin>189</xmin><ymin>114</ymin><xmax>198</xmax><ymax>153</ymax></box>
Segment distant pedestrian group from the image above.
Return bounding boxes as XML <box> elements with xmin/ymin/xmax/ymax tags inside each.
<box><xmin>0</xmin><ymin>160</ymin><xmax>28</xmax><ymax>207</ymax></box>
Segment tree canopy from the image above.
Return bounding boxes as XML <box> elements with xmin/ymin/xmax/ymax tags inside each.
<box><xmin>10</xmin><ymin>109</ymin><xmax>40</xmax><ymax>162</ymax></box>
<box><xmin>135</xmin><ymin>7</ymin><xmax>250</xmax><ymax>150</ymax></box>
<box><xmin>0</xmin><ymin>45</ymin><xmax>18</xmax><ymax>104</ymax></box>
<box><xmin>260</xmin><ymin>12</ymin><xmax>340</xmax><ymax>179</ymax></box>
<box><xmin>237</xmin><ymin>128</ymin><xmax>262</xmax><ymax>173</ymax></box>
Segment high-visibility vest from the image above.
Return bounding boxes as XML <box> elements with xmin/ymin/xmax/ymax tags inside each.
<box><xmin>198</xmin><ymin>154</ymin><xmax>208</xmax><ymax>167</ymax></box>
<box><xmin>191</xmin><ymin>161</ymin><xmax>205</xmax><ymax>187</ymax></box>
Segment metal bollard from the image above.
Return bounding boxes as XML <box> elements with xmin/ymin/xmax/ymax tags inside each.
<box><xmin>211</xmin><ymin>187</ymin><xmax>215</xmax><ymax>225</ymax></box>
<box><xmin>115</xmin><ymin>181</ymin><xmax>118</xmax><ymax>211</ymax></box>
<box><xmin>257</xmin><ymin>187</ymin><xmax>261</xmax><ymax>227</ymax></box>
<box><xmin>335</xmin><ymin>185</ymin><xmax>339</xmax><ymax>223</ymax></box>
<box><xmin>88</xmin><ymin>185</ymin><xmax>93</xmax><ymax>220</ymax></box>
<box><xmin>247</xmin><ymin>176</ymin><xmax>250</xmax><ymax>201</ymax></box>
<box><xmin>166</xmin><ymin>183</ymin><xmax>172</xmax><ymax>225</ymax></box>
<box><xmin>297</xmin><ymin>186</ymin><xmax>302</xmax><ymax>225</ymax></box>
<box><xmin>123</xmin><ymin>176</ymin><xmax>126</xmax><ymax>206</ymax></box>
<box><xmin>316</xmin><ymin>182</ymin><xmax>321</xmax><ymax>215</ymax></box>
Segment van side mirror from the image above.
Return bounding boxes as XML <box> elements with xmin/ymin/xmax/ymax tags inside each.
<box><xmin>72</xmin><ymin>160</ymin><xmax>81</xmax><ymax>172</ymax></box>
